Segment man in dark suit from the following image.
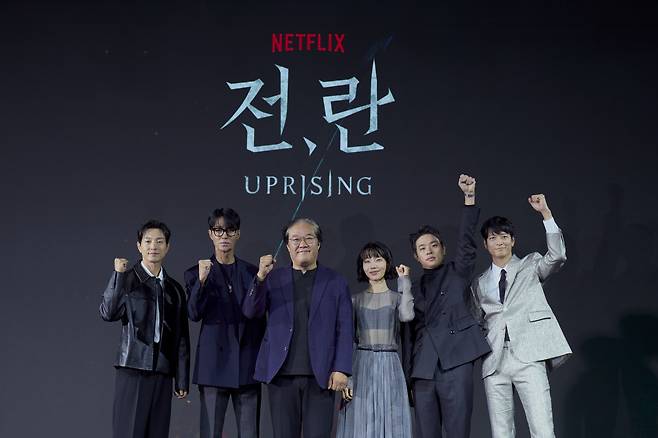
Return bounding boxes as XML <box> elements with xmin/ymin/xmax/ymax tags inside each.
<box><xmin>185</xmin><ymin>208</ymin><xmax>266</xmax><ymax>438</ymax></box>
<box><xmin>100</xmin><ymin>220</ymin><xmax>190</xmax><ymax>438</ymax></box>
<box><xmin>403</xmin><ymin>175</ymin><xmax>491</xmax><ymax>438</ymax></box>
<box><xmin>243</xmin><ymin>218</ymin><xmax>353</xmax><ymax>438</ymax></box>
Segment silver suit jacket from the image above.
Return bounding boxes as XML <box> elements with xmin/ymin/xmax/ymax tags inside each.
<box><xmin>471</xmin><ymin>231</ymin><xmax>572</xmax><ymax>378</ymax></box>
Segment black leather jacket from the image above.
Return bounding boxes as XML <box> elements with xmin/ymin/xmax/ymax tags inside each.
<box><xmin>100</xmin><ymin>263</ymin><xmax>190</xmax><ymax>391</ymax></box>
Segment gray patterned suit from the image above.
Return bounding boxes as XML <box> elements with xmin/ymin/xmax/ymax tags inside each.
<box><xmin>471</xmin><ymin>223</ymin><xmax>571</xmax><ymax>438</ymax></box>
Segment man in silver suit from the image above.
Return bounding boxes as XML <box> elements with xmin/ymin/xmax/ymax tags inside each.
<box><xmin>471</xmin><ymin>194</ymin><xmax>571</xmax><ymax>438</ymax></box>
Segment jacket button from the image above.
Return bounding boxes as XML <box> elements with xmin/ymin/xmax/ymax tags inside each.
<box><xmin>283</xmin><ymin>346</ymin><xmax>288</xmax><ymax>351</ymax></box>
<box><xmin>289</xmin><ymin>327</ymin><xmax>293</xmax><ymax>332</ymax></box>
<box><xmin>440</xmin><ymin>291</ymin><xmax>445</xmax><ymax>295</ymax></box>
<box><xmin>450</xmin><ymin>330</ymin><xmax>455</xmax><ymax>334</ymax></box>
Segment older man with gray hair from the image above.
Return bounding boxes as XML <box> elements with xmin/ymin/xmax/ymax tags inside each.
<box><xmin>243</xmin><ymin>218</ymin><xmax>353</xmax><ymax>438</ymax></box>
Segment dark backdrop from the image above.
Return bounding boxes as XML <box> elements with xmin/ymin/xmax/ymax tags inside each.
<box><xmin>1</xmin><ymin>1</ymin><xmax>657</xmax><ymax>437</ymax></box>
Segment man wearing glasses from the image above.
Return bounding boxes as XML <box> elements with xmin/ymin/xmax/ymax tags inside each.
<box><xmin>243</xmin><ymin>218</ymin><xmax>353</xmax><ymax>438</ymax></box>
<box><xmin>184</xmin><ymin>208</ymin><xmax>266</xmax><ymax>438</ymax></box>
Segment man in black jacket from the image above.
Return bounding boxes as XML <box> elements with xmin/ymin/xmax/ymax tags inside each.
<box><xmin>403</xmin><ymin>175</ymin><xmax>491</xmax><ymax>438</ymax></box>
<box><xmin>100</xmin><ymin>220</ymin><xmax>190</xmax><ymax>438</ymax></box>
<box><xmin>185</xmin><ymin>208</ymin><xmax>266</xmax><ymax>438</ymax></box>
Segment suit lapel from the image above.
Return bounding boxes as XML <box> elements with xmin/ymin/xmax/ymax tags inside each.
<box><xmin>161</xmin><ymin>268</ymin><xmax>177</xmax><ymax>307</ymax></box>
<box><xmin>234</xmin><ymin>258</ymin><xmax>247</xmax><ymax>340</ymax></box>
<box><xmin>280</xmin><ymin>268</ymin><xmax>294</xmax><ymax>321</ymax></box>
<box><xmin>478</xmin><ymin>268</ymin><xmax>492</xmax><ymax>301</ymax></box>
<box><xmin>209</xmin><ymin>256</ymin><xmax>229</xmax><ymax>323</ymax></box>
<box><xmin>309</xmin><ymin>265</ymin><xmax>329</xmax><ymax>323</ymax></box>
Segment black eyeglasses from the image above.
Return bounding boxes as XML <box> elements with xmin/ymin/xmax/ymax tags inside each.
<box><xmin>210</xmin><ymin>227</ymin><xmax>238</xmax><ymax>237</ymax></box>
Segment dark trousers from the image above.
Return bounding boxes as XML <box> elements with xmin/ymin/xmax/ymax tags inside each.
<box><xmin>412</xmin><ymin>361</ymin><xmax>474</xmax><ymax>438</ymax></box>
<box><xmin>268</xmin><ymin>375</ymin><xmax>336</xmax><ymax>438</ymax></box>
<box><xmin>113</xmin><ymin>367</ymin><xmax>173</xmax><ymax>438</ymax></box>
<box><xmin>199</xmin><ymin>384</ymin><xmax>261</xmax><ymax>438</ymax></box>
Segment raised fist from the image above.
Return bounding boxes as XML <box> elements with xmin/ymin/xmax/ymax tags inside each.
<box><xmin>396</xmin><ymin>264</ymin><xmax>410</xmax><ymax>277</ymax></box>
<box><xmin>198</xmin><ymin>259</ymin><xmax>212</xmax><ymax>284</ymax></box>
<box><xmin>458</xmin><ymin>174</ymin><xmax>476</xmax><ymax>196</ymax></box>
<box><xmin>114</xmin><ymin>258</ymin><xmax>129</xmax><ymax>273</ymax></box>
<box><xmin>257</xmin><ymin>254</ymin><xmax>275</xmax><ymax>281</ymax></box>
<box><xmin>528</xmin><ymin>194</ymin><xmax>550</xmax><ymax>213</ymax></box>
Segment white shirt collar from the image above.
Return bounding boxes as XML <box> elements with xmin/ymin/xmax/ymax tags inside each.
<box><xmin>490</xmin><ymin>262</ymin><xmax>508</xmax><ymax>276</ymax></box>
<box><xmin>141</xmin><ymin>261</ymin><xmax>164</xmax><ymax>281</ymax></box>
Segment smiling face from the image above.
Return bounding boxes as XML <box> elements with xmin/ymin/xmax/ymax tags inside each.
<box><xmin>137</xmin><ymin>228</ymin><xmax>169</xmax><ymax>265</ymax></box>
<box><xmin>286</xmin><ymin>221</ymin><xmax>320</xmax><ymax>269</ymax></box>
<box><xmin>413</xmin><ymin>233</ymin><xmax>446</xmax><ymax>269</ymax></box>
<box><xmin>362</xmin><ymin>255</ymin><xmax>388</xmax><ymax>282</ymax></box>
<box><xmin>484</xmin><ymin>231</ymin><xmax>515</xmax><ymax>264</ymax></box>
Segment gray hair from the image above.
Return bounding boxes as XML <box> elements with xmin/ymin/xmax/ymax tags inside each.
<box><xmin>282</xmin><ymin>218</ymin><xmax>323</xmax><ymax>243</ymax></box>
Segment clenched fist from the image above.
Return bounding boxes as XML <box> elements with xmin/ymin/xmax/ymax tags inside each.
<box><xmin>528</xmin><ymin>194</ymin><xmax>552</xmax><ymax>219</ymax></box>
<box><xmin>396</xmin><ymin>264</ymin><xmax>410</xmax><ymax>277</ymax></box>
<box><xmin>458</xmin><ymin>174</ymin><xmax>476</xmax><ymax>197</ymax></box>
<box><xmin>114</xmin><ymin>258</ymin><xmax>129</xmax><ymax>273</ymax></box>
<box><xmin>257</xmin><ymin>255</ymin><xmax>275</xmax><ymax>281</ymax></box>
<box><xmin>198</xmin><ymin>259</ymin><xmax>212</xmax><ymax>284</ymax></box>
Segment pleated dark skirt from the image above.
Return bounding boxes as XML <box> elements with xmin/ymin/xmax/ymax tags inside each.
<box><xmin>336</xmin><ymin>349</ymin><xmax>412</xmax><ymax>438</ymax></box>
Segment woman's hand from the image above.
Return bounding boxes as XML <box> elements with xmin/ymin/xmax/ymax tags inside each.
<box><xmin>341</xmin><ymin>387</ymin><xmax>353</xmax><ymax>401</ymax></box>
<box><xmin>396</xmin><ymin>264</ymin><xmax>410</xmax><ymax>277</ymax></box>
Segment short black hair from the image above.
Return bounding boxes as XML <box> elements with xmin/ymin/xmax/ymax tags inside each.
<box><xmin>356</xmin><ymin>241</ymin><xmax>398</xmax><ymax>282</ymax></box>
<box><xmin>480</xmin><ymin>216</ymin><xmax>515</xmax><ymax>240</ymax></box>
<box><xmin>409</xmin><ymin>225</ymin><xmax>443</xmax><ymax>254</ymax></box>
<box><xmin>281</xmin><ymin>218</ymin><xmax>323</xmax><ymax>244</ymax></box>
<box><xmin>208</xmin><ymin>208</ymin><xmax>241</xmax><ymax>230</ymax></box>
<box><xmin>137</xmin><ymin>220</ymin><xmax>171</xmax><ymax>244</ymax></box>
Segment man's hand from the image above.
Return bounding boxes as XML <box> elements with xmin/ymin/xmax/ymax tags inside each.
<box><xmin>198</xmin><ymin>259</ymin><xmax>212</xmax><ymax>284</ymax></box>
<box><xmin>458</xmin><ymin>174</ymin><xmax>476</xmax><ymax>205</ymax></box>
<box><xmin>328</xmin><ymin>371</ymin><xmax>348</xmax><ymax>391</ymax></box>
<box><xmin>341</xmin><ymin>387</ymin><xmax>353</xmax><ymax>401</ymax></box>
<box><xmin>528</xmin><ymin>194</ymin><xmax>552</xmax><ymax>220</ymax></box>
<box><xmin>114</xmin><ymin>258</ymin><xmax>129</xmax><ymax>273</ymax></box>
<box><xmin>174</xmin><ymin>389</ymin><xmax>188</xmax><ymax>399</ymax></box>
<box><xmin>257</xmin><ymin>255</ymin><xmax>275</xmax><ymax>281</ymax></box>
<box><xmin>396</xmin><ymin>264</ymin><xmax>410</xmax><ymax>277</ymax></box>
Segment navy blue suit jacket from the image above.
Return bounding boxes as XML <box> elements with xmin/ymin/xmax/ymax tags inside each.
<box><xmin>185</xmin><ymin>256</ymin><xmax>266</xmax><ymax>388</ymax></box>
<box><xmin>242</xmin><ymin>264</ymin><xmax>353</xmax><ymax>388</ymax></box>
<box><xmin>402</xmin><ymin>206</ymin><xmax>491</xmax><ymax>380</ymax></box>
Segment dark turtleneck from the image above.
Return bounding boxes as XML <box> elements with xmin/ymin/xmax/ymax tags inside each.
<box><xmin>421</xmin><ymin>265</ymin><xmax>446</xmax><ymax>298</ymax></box>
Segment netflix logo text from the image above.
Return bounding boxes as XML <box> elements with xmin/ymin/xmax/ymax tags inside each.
<box><xmin>271</xmin><ymin>33</ymin><xmax>345</xmax><ymax>53</ymax></box>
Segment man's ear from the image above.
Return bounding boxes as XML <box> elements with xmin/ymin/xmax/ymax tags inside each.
<box><xmin>510</xmin><ymin>237</ymin><xmax>515</xmax><ymax>248</ymax></box>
